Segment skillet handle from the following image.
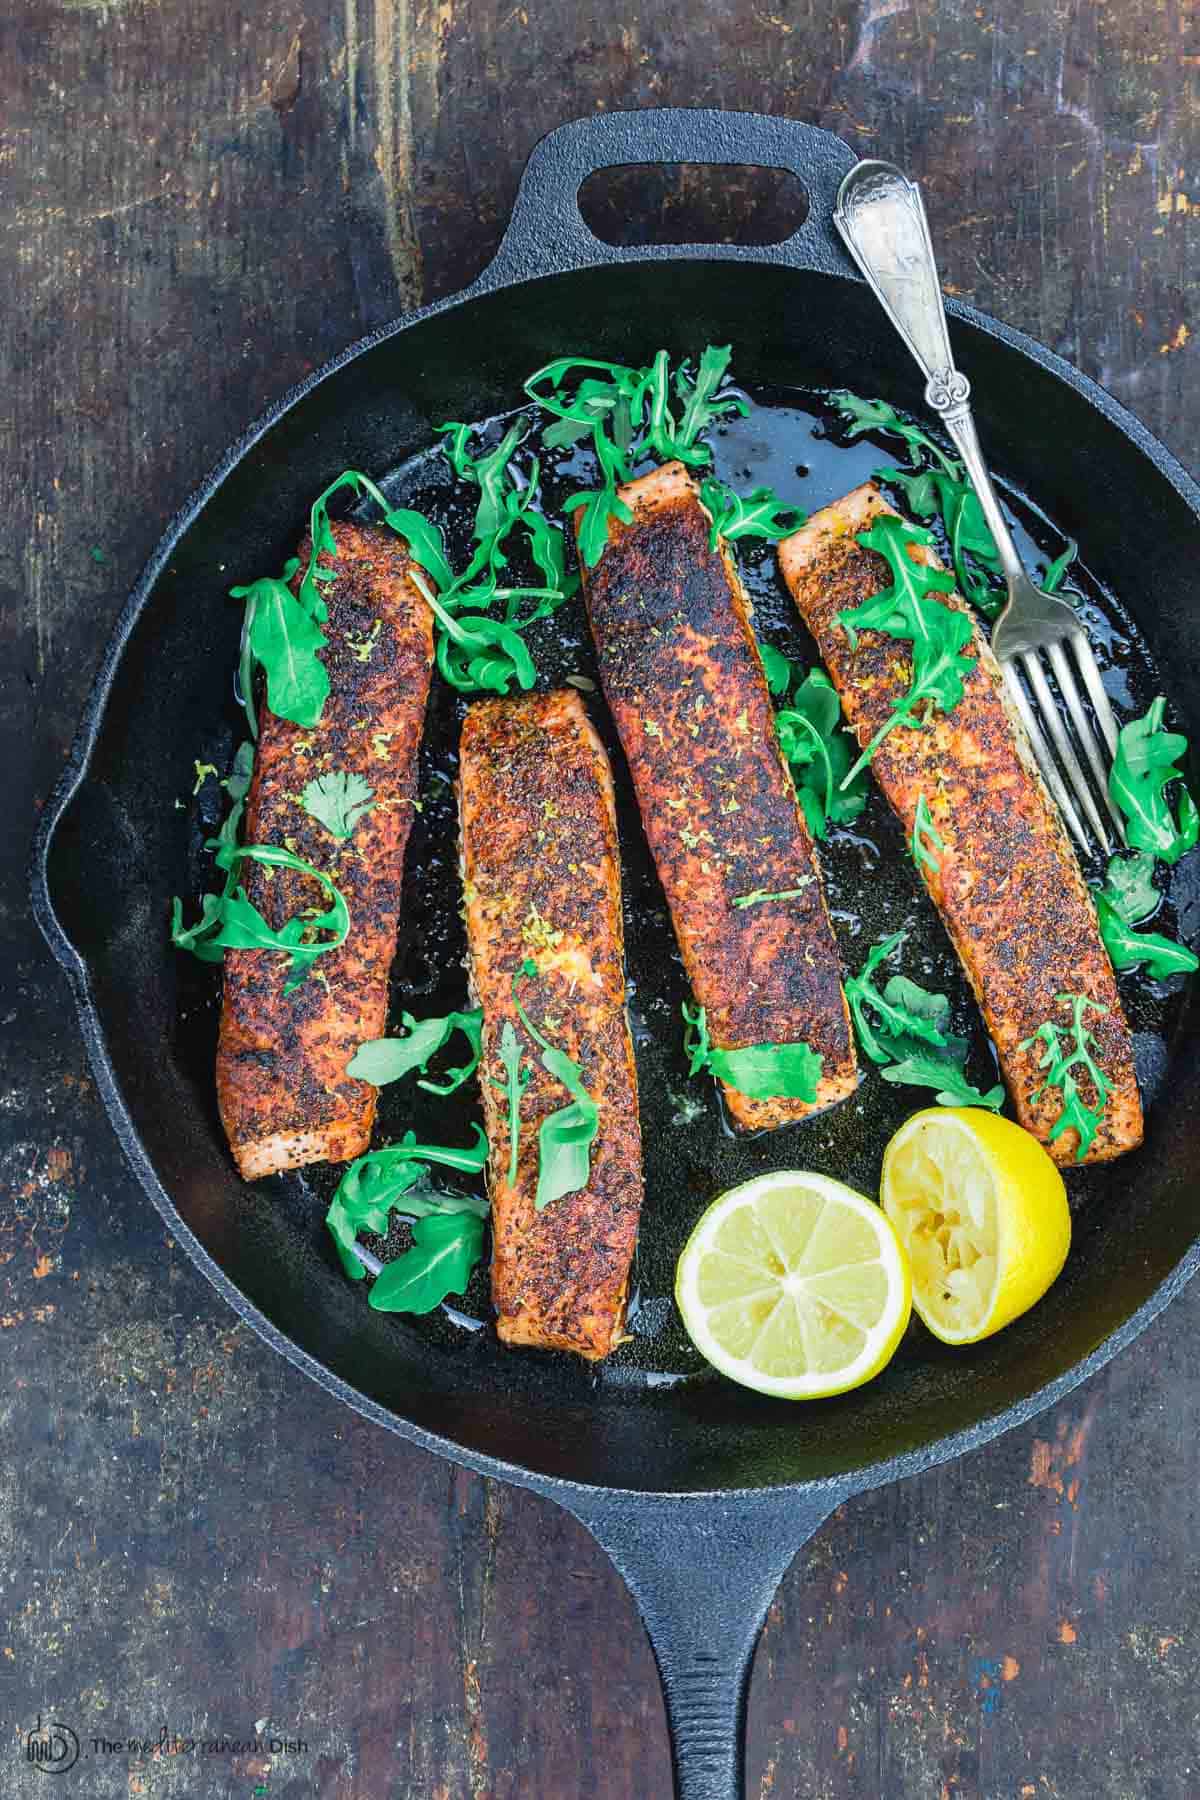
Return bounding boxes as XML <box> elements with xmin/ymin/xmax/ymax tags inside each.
<box><xmin>566</xmin><ymin>1487</ymin><xmax>846</xmax><ymax>1799</ymax></box>
<box><xmin>469</xmin><ymin>108</ymin><xmax>860</xmax><ymax>290</ymax></box>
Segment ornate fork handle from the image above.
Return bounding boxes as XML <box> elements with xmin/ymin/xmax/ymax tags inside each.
<box><xmin>832</xmin><ymin>160</ymin><xmax>1027</xmax><ymax>595</ymax></box>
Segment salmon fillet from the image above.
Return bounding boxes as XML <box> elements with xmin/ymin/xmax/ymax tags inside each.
<box><xmin>459</xmin><ymin>689</ymin><xmax>643</xmax><ymax>1360</ymax></box>
<box><xmin>216</xmin><ymin>520</ymin><xmax>434</xmax><ymax>1179</ymax></box>
<box><xmin>778</xmin><ymin>483</ymin><xmax>1143</xmax><ymax>1164</ymax></box>
<box><xmin>578</xmin><ymin>460</ymin><xmax>857</xmax><ymax>1130</ymax></box>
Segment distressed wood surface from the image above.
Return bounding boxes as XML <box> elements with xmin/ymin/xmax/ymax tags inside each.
<box><xmin>3</xmin><ymin>1</ymin><xmax>1199</xmax><ymax>1795</ymax></box>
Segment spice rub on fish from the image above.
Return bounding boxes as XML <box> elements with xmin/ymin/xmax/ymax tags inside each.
<box><xmin>578</xmin><ymin>459</ymin><xmax>857</xmax><ymax>1130</ymax></box>
<box><xmin>216</xmin><ymin>521</ymin><xmax>434</xmax><ymax>1180</ymax></box>
<box><xmin>778</xmin><ymin>482</ymin><xmax>1142</xmax><ymax>1165</ymax></box>
<box><xmin>459</xmin><ymin>689</ymin><xmax>643</xmax><ymax>1361</ymax></box>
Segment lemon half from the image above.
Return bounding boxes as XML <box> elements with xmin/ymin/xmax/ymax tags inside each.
<box><xmin>881</xmin><ymin>1108</ymin><xmax>1070</xmax><ymax>1345</ymax></box>
<box><xmin>675</xmin><ymin>1171</ymin><xmax>912</xmax><ymax>1399</ymax></box>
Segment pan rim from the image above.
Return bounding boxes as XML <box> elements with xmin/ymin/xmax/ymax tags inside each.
<box><xmin>30</xmin><ymin>256</ymin><xmax>1200</xmax><ymax>1503</ymax></box>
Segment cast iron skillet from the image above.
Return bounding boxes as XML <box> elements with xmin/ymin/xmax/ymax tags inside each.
<box><xmin>31</xmin><ymin>109</ymin><xmax>1200</xmax><ymax>1798</ymax></box>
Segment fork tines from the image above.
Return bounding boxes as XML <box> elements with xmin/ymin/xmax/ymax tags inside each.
<box><xmin>1000</xmin><ymin>631</ymin><xmax>1125</xmax><ymax>859</ymax></box>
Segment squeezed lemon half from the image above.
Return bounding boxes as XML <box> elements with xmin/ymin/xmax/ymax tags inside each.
<box><xmin>880</xmin><ymin>1108</ymin><xmax>1070</xmax><ymax>1345</ymax></box>
<box><xmin>675</xmin><ymin>1171</ymin><xmax>912</xmax><ymax>1399</ymax></box>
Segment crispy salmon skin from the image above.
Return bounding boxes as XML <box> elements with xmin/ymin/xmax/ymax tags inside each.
<box><xmin>778</xmin><ymin>483</ymin><xmax>1142</xmax><ymax>1164</ymax></box>
<box><xmin>578</xmin><ymin>460</ymin><xmax>857</xmax><ymax>1129</ymax></box>
<box><xmin>459</xmin><ymin>689</ymin><xmax>644</xmax><ymax>1360</ymax></box>
<box><xmin>216</xmin><ymin>521</ymin><xmax>434</xmax><ymax>1180</ymax></box>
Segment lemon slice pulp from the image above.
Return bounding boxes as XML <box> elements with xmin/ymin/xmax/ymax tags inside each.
<box><xmin>881</xmin><ymin>1107</ymin><xmax>1070</xmax><ymax>1345</ymax></box>
<box><xmin>674</xmin><ymin>1171</ymin><xmax>911</xmax><ymax>1399</ymax></box>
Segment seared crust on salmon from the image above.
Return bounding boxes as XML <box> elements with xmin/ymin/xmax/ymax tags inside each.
<box><xmin>578</xmin><ymin>460</ymin><xmax>857</xmax><ymax>1129</ymax></box>
<box><xmin>459</xmin><ymin>690</ymin><xmax>644</xmax><ymax>1360</ymax></box>
<box><xmin>778</xmin><ymin>483</ymin><xmax>1143</xmax><ymax>1165</ymax></box>
<box><xmin>216</xmin><ymin>521</ymin><xmax>434</xmax><ymax>1179</ymax></box>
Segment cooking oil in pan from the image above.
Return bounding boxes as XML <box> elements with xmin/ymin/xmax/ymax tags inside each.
<box><xmin>237</xmin><ymin>388</ymin><xmax>1194</xmax><ymax>1384</ymax></box>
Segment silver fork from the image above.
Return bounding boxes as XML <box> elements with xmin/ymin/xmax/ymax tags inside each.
<box><xmin>832</xmin><ymin>159</ymin><xmax>1124</xmax><ymax>857</ymax></box>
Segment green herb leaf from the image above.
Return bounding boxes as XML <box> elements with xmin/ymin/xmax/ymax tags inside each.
<box><xmin>775</xmin><ymin>668</ymin><xmax>869</xmax><ymax>837</ymax></box>
<box><xmin>368</xmin><ymin>1212</ymin><xmax>485</xmax><ymax>1314</ymax></box>
<box><xmin>437</xmin><ymin>416</ymin><xmax>530</xmax><ymax>540</ymax></box>
<box><xmin>911</xmin><ymin>792</ymin><xmax>945</xmax><ymax>875</ymax></box>
<box><xmin>1039</xmin><ymin>538</ymin><xmax>1078</xmax><ymax>597</ymax></box>
<box><xmin>232</xmin><ymin>575</ymin><xmax>330</xmax><ymax>731</ymax></box>
<box><xmin>173</xmin><ymin>839</ymin><xmax>349</xmax><ymax>995</ymax></box>
<box><xmin>347</xmin><ymin>1009</ymin><xmax>484</xmax><ymax>1095</ymax></box>
<box><xmin>379</xmin><ymin>506</ymin><xmax>455</xmax><ymax>591</ymax></box>
<box><xmin>681</xmin><ymin>1002</ymin><xmax>822</xmax><ymax>1102</ymax></box>
<box><xmin>731</xmin><ymin>883</ymin><xmax>813</xmax><ymax>910</ymax></box>
<box><xmin>496</xmin><ymin>1020</ymin><xmax>531</xmax><ymax>1187</ymax></box>
<box><xmin>299</xmin><ymin>770</ymin><xmax>377</xmax><ymax>840</ymax></box>
<box><xmin>1095</xmin><ymin>895</ymin><xmax>1199</xmax><ymax>979</ymax></box>
<box><xmin>223</xmin><ymin>741</ymin><xmax>256</xmax><ymax>803</ymax></box>
<box><xmin>1109</xmin><ymin>697</ymin><xmax>1199</xmax><ymax>865</ymax></box>
<box><xmin>757</xmin><ymin>642</ymin><xmax>794</xmax><ymax>697</ymax></box>
<box><xmin>698</xmin><ymin>478</ymin><xmax>806</xmax><ymax>552</ymax></box>
<box><xmin>673</xmin><ymin>344</ymin><xmax>749</xmax><ymax>450</ymax></box>
<box><xmin>844</xmin><ymin>932</ymin><xmax>1003</xmax><ymax>1109</ymax></box>
<box><xmin>326</xmin><ymin>1127</ymin><xmax>490</xmax><ymax>1278</ymax></box>
<box><xmin>1020</xmin><ymin>993</ymin><xmax>1111</xmax><ymax>1161</ymax></box>
<box><xmin>830</xmin><ymin>391</ymin><xmax>959</xmax><ymax>478</ymax></box>
<box><xmin>511</xmin><ymin>968</ymin><xmax>600</xmax><ymax>1210</ymax></box>
<box><xmin>838</xmin><ymin>516</ymin><xmax>975</xmax><ymax>783</ymax></box>
<box><xmin>564</xmin><ymin>482</ymin><xmax>634</xmax><ymax>570</ymax></box>
<box><xmin>1097</xmin><ymin>850</ymin><xmax>1159</xmax><ymax>925</ymax></box>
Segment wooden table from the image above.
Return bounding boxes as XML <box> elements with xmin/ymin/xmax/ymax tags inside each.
<box><xmin>5</xmin><ymin>3</ymin><xmax>1199</xmax><ymax>1795</ymax></box>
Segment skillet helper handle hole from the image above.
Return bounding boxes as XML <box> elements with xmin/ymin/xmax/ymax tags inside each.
<box><xmin>470</xmin><ymin>106</ymin><xmax>861</xmax><ymax>290</ymax></box>
<box><xmin>578</xmin><ymin>162</ymin><xmax>808</xmax><ymax>249</ymax></box>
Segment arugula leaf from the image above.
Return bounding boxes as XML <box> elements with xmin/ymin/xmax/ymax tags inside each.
<box><xmin>830</xmin><ymin>391</ymin><xmax>959</xmax><ymax>477</ymax></box>
<box><xmin>1109</xmin><ymin>697</ymin><xmax>1199</xmax><ymax>865</ymax></box>
<box><xmin>698</xmin><ymin>478</ymin><xmax>806</xmax><ymax>551</ymax></box>
<box><xmin>1095</xmin><ymin>896</ymin><xmax>1200</xmax><ymax>979</ymax></box>
<box><xmin>775</xmin><ymin>667</ymin><xmax>869</xmax><ymax>838</ymax></box>
<box><xmin>757</xmin><ymin>642</ymin><xmax>793</xmax><ymax>697</ymax></box>
<box><xmin>347</xmin><ymin>1009</ymin><xmax>484</xmax><ymax>1095</ymax></box>
<box><xmin>496</xmin><ymin>1020</ymin><xmax>530</xmax><ymax>1186</ymax></box>
<box><xmin>409</xmin><ymin>565</ymin><xmax>537</xmax><ymax>696</ymax></box>
<box><xmin>1097</xmin><ymin>850</ymin><xmax>1159</xmax><ymax>925</ymax></box>
<box><xmin>838</xmin><ymin>516</ymin><xmax>976</xmax><ymax>783</ymax></box>
<box><xmin>223</xmin><ymin>741</ymin><xmax>255</xmax><ymax>802</ymax></box>
<box><xmin>300</xmin><ymin>771</ymin><xmax>376</xmax><ymax>840</ymax></box>
<box><xmin>368</xmin><ymin>1212</ymin><xmax>485</xmax><ymax>1314</ymax></box>
<box><xmin>563</xmin><ymin>424</ymin><xmax>635</xmax><ymax>569</ymax></box>
<box><xmin>437</xmin><ymin>416</ymin><xmax>531</xmax><ymax>540</ymax></box>
<box><xmin>681</xmin><ymin>1002</ymin><xmax>823</xmax><ymax>1102</ymax></box>
<box><xmin>674</xmin><ymin>344</ymin><xmax>749</xmax><ymax>450</ymax></box>
<box><xmin>173</xmin><ymin>838</ymin><xmax>349</xmax><ymax>995</ymax></box>
<box><xmin>232</xmin><ymin>574</ymin><xmax>330</xmax><ymax>733</ymax></box>
<box><xmin>1040</xmin><ymin>538</ymin><xmax>1078</xmax><ymax>597</ymax></box>
<box><xmin>911</xmin><ymin>792</ymin><xmax>945</xmax><ymax>876</ymax></box>
<box><xmin>511</xmin><ymin>962</ymin><xmax>600</xmax><ymax>1210</ymax></box>
<box><xmin>327</xmin><ymin>1127</ymin><xmax>489</xmax><ymax>1280</ymax></box>
<box><xmin>1020</xmin><ymin>993</ymin><xmax>1111</xmax><ymax>1161</ymax></box>
<box><xmin>844</xmin><ymin>933</ymin><xmax>1004</xmax><ymax>1109</ymax></box>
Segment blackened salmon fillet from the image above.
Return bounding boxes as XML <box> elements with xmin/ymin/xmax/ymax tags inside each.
<box><xmin>778</xmin><ymin>482</ymin><xmax>1142</xmax><ymax>1164</ymax></box>
<box><xmin>216</xmin><ymin>520</ymin><xmax>434</xmax><ymax>1179</ymax></box>
<box><xmin>578</xmin><ymin>459</ymin><xmax>857</xmax><ymax>1130</ymax></box>
<box><xmin>459</xmin><ymin>689</ymin><xmax>644</xmax><ymax>1360</ymax></box>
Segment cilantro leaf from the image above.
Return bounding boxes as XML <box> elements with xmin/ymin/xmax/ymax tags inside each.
<box><xmin>300</xmin><ymin>771</ymin><xmax>377</xmax><ymax>840</ymax></box>
<box><xmin>681</xmin><ymin>1002</ymin><xmax>823</xmax><ymax>1102</ymax></box>
<box><xmin>347</xmin><ymin>1009</ymin><xmax>484</xmax><ymax>1095</ymax></box>
<box><xmin>368</xmin><ymin>1212</ymin><xmax>485</xmax><ymax>1314</ymax></box>
<box><xmin>1109</xmin><ymin>697</ymin><xmax>1199</xmax><ymax>865</ymax></box>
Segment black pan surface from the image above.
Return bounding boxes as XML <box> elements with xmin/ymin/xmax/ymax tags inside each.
<box><xmin>32</xmin><ymin>109</ymin><xmax>1200</xmax><ymax>1798</ymax></box>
